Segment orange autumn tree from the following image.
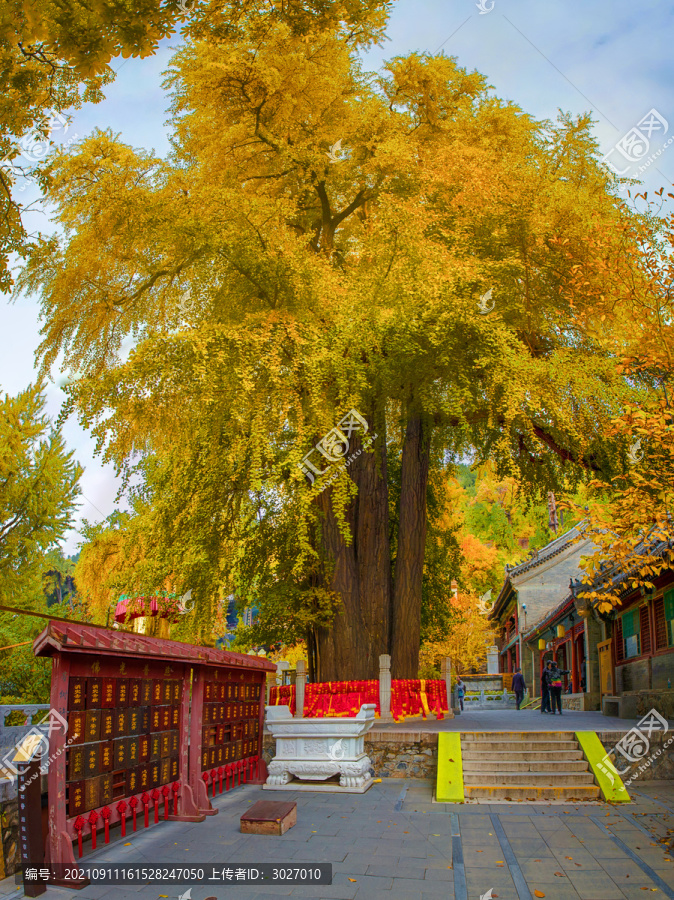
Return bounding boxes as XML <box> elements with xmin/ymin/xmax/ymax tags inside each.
<box><xmin>419</xmin><ymin>590</ymin><xmax>495</xmax><ymax>677</ymax></box>
<box><xmin>559</xmin><ymin>190</ymin><xmax>674</xmax><ymax>610</ymax></box>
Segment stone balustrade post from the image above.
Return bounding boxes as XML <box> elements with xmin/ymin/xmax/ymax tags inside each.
<box><xmin>378</xmin><ymin>655</ymin><xmax>393</xmax><ymax>722</ymax></box>
<box><xmin>295</xmin><ymin>659</ymin><xmax>306</xmax><ymax>718</ymax></box>
<box><xmin>440</xmin><ymin>658</ymin><xmax>455</xmax><ymax>717</ymax></box>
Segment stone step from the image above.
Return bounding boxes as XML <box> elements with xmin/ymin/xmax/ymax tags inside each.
<box><xmin>465</xmin><ymin>784</ymin><xmax>601</xmax><ymax>801</ymax></box>
<box><xmin>463</xmin><ymin>770</ymin><xmax>596</xmax><ymax>786</ymax></box>
<box><xmin>462</xmin><ymin>759</ymin><xmax>590</xmax><ymax>773</ymax></box>
<box><xmin>461</xmin><ymin>749</ymin><xmax>586</xmax><ymax>762</ymax></box>
<box><xmin>461</xmin><ymin>739</ymin><xmax>579</xmax><ymax>752</ymax></box>
<box><xmin>461</xmin><ymin>732</ymin><xmax>576</xmax><ymax>740</ymax></box>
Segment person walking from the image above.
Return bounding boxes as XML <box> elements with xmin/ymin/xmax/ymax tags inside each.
<box><xmin>512</xmin><ymin>667</ymin><xmax>526</xmax><ymax>710</ymax></box>
<box><xmin>545</xmin><ymin>661</ymin><xmax>570</xmax><ymax>715</ymax></box>
<box><xmin>456</xmin><ymin>677</ymin><xmax>465</xmax><ymax>712</ymax></box>
<box><xmin>540</xmin><ymin>661</ymin><xmax>552</xmax><ymax>714</ymax></box>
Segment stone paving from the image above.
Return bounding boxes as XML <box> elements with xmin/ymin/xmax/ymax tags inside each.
<box><xmin>372</xmin><ymin>708</ymin><xmax>642</xmax><ymax>733</ymax></box>
<box><xmin>2</xmin><ymin>779</ymin><xmax>673</xmax><ymax>900</ymax></box>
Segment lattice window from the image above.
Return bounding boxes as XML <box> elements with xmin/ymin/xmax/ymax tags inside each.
<box><xmin>654</xmin><ymin>597</ymin><xmax>667</xmax><ymax>650</ymax></box>
<box><xmin>639</xmin><ymin>604</ymin><xmax>652</xmax><ymax>655</ymax></box>
<box><xmin>615</xmin><ymin>615</ymin><xmax>624</xmax><ymax>663</ymax></box>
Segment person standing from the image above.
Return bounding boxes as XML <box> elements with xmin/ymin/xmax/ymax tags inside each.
<box><xmin>512</xmin><ymin>667</ymin><xmax>526</xmax><ymax>710</ymax></box>
<box><xmin>456</xmin><ymin>677</ymin><xmax>465</xmax><ymax>712</ymax></box>
<box><xmin>541</xmin><ymin>661</ymin><xmax>552</xmax><ymax>714</ymax></box>
<box><xmin>545</xmin><ymin>661</ymin><xmax>570</xmax><ymax>715</ymax></box>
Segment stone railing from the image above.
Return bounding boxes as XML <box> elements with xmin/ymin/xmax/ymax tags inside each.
<box><xmin>463</xmin><ymin>690</ymin><xmax>520</xmax><ymax>709</ymax></box>
<box><xmin>0</xmin><ymin>704</ymin><xmax>50</xmax><ymax>754</ymax></box>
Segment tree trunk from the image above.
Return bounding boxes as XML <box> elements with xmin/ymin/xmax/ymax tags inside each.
<box><xmin>315</xmin><ymin>482</ymin><xmax>369</xmax><ymax>680</ymax></box>
<box><xmin>352</xmin><ymin>421</ymin><xmax>392</xmax><ymax>676</ymax></box>
<box><xmin>391</xmin><ymin>413</ymin><xmax>431</xmax><ymax>678</ymax></box>
<box><xmin>314</xmin><ymin>413</ymin><xmax>392</xmax><ymax>680</ymax></box>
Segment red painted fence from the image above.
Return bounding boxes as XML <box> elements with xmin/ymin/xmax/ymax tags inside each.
<box><xmin>269</xmin><ymin>678</ymin><xmax>448</xmax><ymax>721</ymax></box>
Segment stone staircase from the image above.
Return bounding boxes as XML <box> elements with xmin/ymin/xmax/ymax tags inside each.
<box><xmin>461</xmin><ymin>731</ymin><xmax>601</xmax><ymax>801</ymax></box>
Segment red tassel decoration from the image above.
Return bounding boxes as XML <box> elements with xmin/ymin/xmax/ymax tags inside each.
<box><xmin>151</xmin><ymin>789</ymin><xmax>160</xmax><ymax>824</ymax></box>
<box><xmin>101</xmin><ymin>806</ymin><xmax>111</xmax><ymax>843</ymax></box>
<box><xmin>162</xmin><ymin>784</ymin><xmax>170</xmax><ymax>819</ymax></box>
<box><xmin>129</xmin><ymin>795</ymin><xmax>138</xmax><ymax>831</ymax></box>
<box><xmin>74</xmin><ymin>816</ymin><xmax>85</xmax><ymax>858</ymax></box>
<box><xmin>171</xmin><ymin>781</ymin><xmax>179</xmax><ymax>816</ymax></box>
<box><xmin>141</xmin><ymin>792</ymin><xmax>150</xmax><ymax>828</ymax></box>
<box><xmin>88</xmin><ymin>810</ymin><xmax>99</xmax><ymax>850</ymax></box>
<box><xmin>116</xmin><ymin>800</ymin><xmax>127</xmax><ymax>837</ymax></box>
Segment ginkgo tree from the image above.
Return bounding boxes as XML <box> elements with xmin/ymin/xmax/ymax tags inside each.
<box><xmin>21</xmin><ymin>0</ymin><xmax>649</xmax><ymax>679</ymax></box>
<box><xmin>0</xmin><ymin>0</ymin><xmax>191</xmax><ymax>291</ymax></box>
<box><xmin>0</xmin><ymin>383</ymin><xmax>82</xmax><ymax>604</ymax></box>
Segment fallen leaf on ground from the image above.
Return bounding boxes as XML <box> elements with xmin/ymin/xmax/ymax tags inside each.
<box><xmin>565</xmin><ymin>856</ymin><xmax>573</xmax><ymax>859</ymax></box>
<box><xmin>348</xmin><ymin>878</ymin><xmax>357</xmax><ymax>882</ymax></box>
<box><xmin>554</xmin><ymin>872</ymin><xmax>565</xmax><ymax>877</ymax></box>
<box><xmin>534</xmin><ymin>891</ymin><xmax>546</xmax><ymax>898</ymax></box>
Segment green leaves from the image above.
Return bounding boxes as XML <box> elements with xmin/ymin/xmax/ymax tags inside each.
<box><xmin>0</xmin><ymin>383</ymin><xmax>82</xmax><ymax>603</ymax></box>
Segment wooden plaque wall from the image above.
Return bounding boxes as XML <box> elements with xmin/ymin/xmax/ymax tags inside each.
<box><xmin>34</xmin><ymin>622</ymin><xmax>275</xmax><ymax>869</ymax></box>
<box><xmin>65</xmin><ymin>671</ymin><xmax>182</xmax><ymax>819</ymax></box>
<box><xmin>189</xmin><ymin>666</ymin><xmax>265</xmax><ymax>813</ymax></box>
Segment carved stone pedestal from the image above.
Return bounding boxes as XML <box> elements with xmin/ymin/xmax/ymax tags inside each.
<box><xmin>263</xmin><ymin>704</ymin><xmax>376</xmax><ymax>794</ymax></box>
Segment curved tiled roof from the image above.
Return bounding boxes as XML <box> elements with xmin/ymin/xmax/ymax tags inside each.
<box><xmin>505</xmin><ymin>521</ymin><xmax>588</xmax><ymax>578</ymax></box>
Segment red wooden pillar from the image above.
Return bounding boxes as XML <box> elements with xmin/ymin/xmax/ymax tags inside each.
<box><xmin>189</xmin><ymin>666</ymin><xmax>217</xmax><ymax>817</ymax></box>
<box><xmin>249</xmin><ymin>672</ymin><xmax>268</xmax><ymax>785</ymax></box>
<box><xmin>45</xmin><ymin>653</ymin><xmax>78</xmax><ymax>869</ymax></box>
<box><xmin>569</xmin><ymin>627</ymin><xmax>578</xmax><ymax>694</ymax></box>
<box><xmin>168</xmin><ymin>661</ymin><xmax>203</xmax><ymax>823</ymax></box>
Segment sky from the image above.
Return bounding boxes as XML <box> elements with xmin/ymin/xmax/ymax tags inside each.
<box><xmin>2</xmin><ymin>0</ymin><xmax>673</xmax><ymax>554</ymax></box>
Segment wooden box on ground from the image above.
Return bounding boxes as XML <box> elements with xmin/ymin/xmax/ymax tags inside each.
<box><xmin>240</xmin><ymin>800</ymin><xmax>296</xmax><ymax>835</ymax></box>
